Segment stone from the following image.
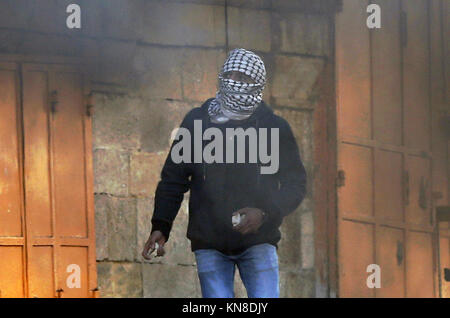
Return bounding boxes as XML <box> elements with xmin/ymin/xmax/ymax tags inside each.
<box><xmin>97</xmin><ymin>40</ymin><xmax>138</xmax><ymax>87</ymax></box>
<box><xmin>301</xmin><ymin>232</ymin><xmax>315</xmax><ymax>270</ymax></box>
<box><xmin>276</xmin><ymin>12</ymin><xmax>330</xmax><ymax>56</ymax></box>
<box><xmin>272</xmin><ymin>0</ymin><xmax>338</xmax><ymax>13</ymax></box>
<box><xmin>96</xmin><ymin>262</ymin><xmax>113</xmax><ymax>297</ymax></box>
<box><xmin>106</xmin><ymin>196</ymin><xmax>137</xmax><ymax>262</ymax></box>
<box><xmin>228</xmin><ymin>0</ymin><xmax>271</xmax><ymax>9</ymax></box>
<box><xmin>93</xmin><ymin>148</ymin><xmax>129</xmax><ymax>196</ymax></box>
<box><xmin>137</xmin><ymin>198</ymin><xmax>195</xmax><ymax>266</ymax></box>
<box><xmin>273</xmin><ymin>109</ymin><xmax>313</xmax><ymax>167</ymax></box>
<box><xmin>142</xmin><ymin>263</ymin><xmax>200</xmax><ymax>297</ymax></box>
<box><xmin>227</xmin><ymin>7</ymin><xmax>272</xmax><ymax>52</ymax></box>
<box><xmin>129</xmin><ymin>151</ymin><xmax>168</xmax><ymax>197</ymax></box>
<box><xmin>136</xmin><ymin>197</ymin><xmax>154</xmax><ymax>262</ymax></box>
<box><xmin>141</xmin><ymin>2</ymin><xmax>225</xmax><ymax>47</ymax></box>
<box><xmin>94</xmin><ymin>194</ymin><xmax>108</xmax><ymax>261</ymax></box>
<box><xmin>137</xmin><ymin>99</ymin><xmax>193</xmax><ymax>153</ymax></box>
<box><xmin>279</xmin><ymin>269</ymin><xmax>315</xmax><ymax>298</ymax></box>
<box><xmin>132</xmin><ymin>46</ymin><xmax>184</xmax><ymax>100</ymax></box>
<box><xmin>101</xmin><ymin>0</ymin><xmax>145</xmax><ymax>40</ymax></box>
<box><xmin>278</xmin><ymin>207</ymin><xmax>302</xmax><ymax>271</ymax></box>
<box><xmin>181</xmin><ymin>49</ymin><xmax>225</xmax><ymax>102</ymax></box>
<box><xmin>112</xmin><ymin>262</ymin><xmax>143</xmax><ymax>298</ymax></box>
<box><xmin>0</xmin><ymin>30</ymin><xmax>82</xmax><ymax>57</ymax></box>
<box><xmin>92</xmin><ymin>94</ymin><xmax>142</xmax><ymax>150</ymax></box>
<box><xmin>272</xmin><ymin>55</ymin><xmax>324</xmax><ymax>106</ymax></box>
<box><xmin>97</xmin><ymin>261</ymin><xmax>142</xmax><ymax>298</ymax></box>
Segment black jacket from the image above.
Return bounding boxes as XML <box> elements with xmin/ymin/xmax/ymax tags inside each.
<box><xmin>151</xmin><ymin>98</ymin><xmax>307</xmax><ymax>255</ymax></box>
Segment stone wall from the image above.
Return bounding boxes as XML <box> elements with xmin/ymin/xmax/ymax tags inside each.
<box><xmin>0</xmin><ymin>0</ymin><xmax>336</xmax><ymax>297</ymax></box>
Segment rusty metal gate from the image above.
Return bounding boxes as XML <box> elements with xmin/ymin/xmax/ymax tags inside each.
<box><xmin>335</xmin><ymin>0</ymin><xmax>449</xmax><ymax>297</ymax></box>
<box><xmin>0</xmin><ymin>58</ymin><xmax>97</xmax><ymax>298</ymax></box>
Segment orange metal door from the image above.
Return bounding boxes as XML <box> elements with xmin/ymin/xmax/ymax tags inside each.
<box><xmin>22</xmin><ymin>63</ymin><xmax>97</xmax><ymax>298</ymax></box>
<box><xmin>0</xmin><ymin>62</ymin><xmax>27</xmax><ymax>297</ymax></box>
<box><xmin>0</xmin><ymin>59</ymin><xmax>97</xmax><ymax>298</ymax></box>
<box><xmin>335</xmin><ymin>0</ymin><xmax>446</xmax><ymax>297</ymax></box>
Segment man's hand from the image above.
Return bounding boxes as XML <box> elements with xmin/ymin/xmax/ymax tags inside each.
<box><xmin>232</xmin><ymin>207</ymin><xmax>265</xmax><ymax>235</ymax></box>
<box><xmin>142</xmin><ymin>230</ymin><xmax>166</xmax><ymax>260</ymax></box>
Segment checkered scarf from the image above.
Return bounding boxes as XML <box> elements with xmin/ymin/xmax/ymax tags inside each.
<box><xmin>208</xmin><ymin>48</ymin><xmax>266</xmax><ymax>124</ymax></box>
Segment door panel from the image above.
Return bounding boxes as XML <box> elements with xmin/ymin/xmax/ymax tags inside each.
<box><xmin>21</xmin><ymin>63</ymin><xmax>97</xmax><ymax>298</ymax></box>
<box><xmin>403</xmin><ymin>0</ymin><xmax>430</xmax><ymax>151</ymax></box>
<box><xmin>27</xmin><ymin>246</ymin><xmax>55</xmax><ymax>298</ymax></box>
<box><xmin>59</xmin><ymin>246</ymin><xmax>89</xmax><ymax>298</ymax></box>
<box><xmin>405</xmin><ymin>156</ymin><xmax>432</xmax><ymax>227</ymax></box>
<box><xmin>439</xmin><ymin>236</ymin><xmax>449</xmax><ymax>297</ymax></box>
<box><xmin>335</xmin><ymin>0</ymin><xmax>371</xmax><ymax>140</ymax></box>
<box><xmin>0</xmin><ymin>60</ymin><xmax>97</xmax><ymax>298</ymax></box>
<box><xmin>374</xmin><ymin>150</ymin><xmax>403</xmax><ymax>223</ymax></box>
<box><xmin>0</xmin><ymin>65</ymin><xmax>23</xmax><ymax>237</ymax></box>
<box><xmin>336</xmin><ymin>0</ymin><xmax>441</xmax><ymax>297</ymax></box>
<box><xmin>372</xmin><ymin>0</ymin><xmax>402</xmax><ymax>146</ymax></box>
<box><xmin>22</xmin><ymin>70</ymin><xmax>53</xmax><ymax>237</ymax></box>
<box><xmin>406</xmin><ymin>231</ymin><xmax>435</xmax><ymax>297</ymax></box>
<box><xmin>0</xmin><ymin>62</ymin><xmax>26</xmax><ymax>298</ymax></box>
<box><xmin>338</xmin><ymin>144</ymin><xmax>373</xmax><ymax>218</ymax></box>
<box><xmin>376</xmin><ymin>227</ymin><xmax>405</xmax><ymax>297</ymax></box>
<box><xmin>0</xmin><ymin>247</ymin><xmax>25</xmax><ymax>297</ymax></box>
<box><xmin>52</xmin><ymin>71</ymin><xmax>88</xmax><ymax>238</ymax></box>
<box><xmin>339</xmin><ymin>220</ymin><xmax>375</xmax><ymax>297</ymax></box>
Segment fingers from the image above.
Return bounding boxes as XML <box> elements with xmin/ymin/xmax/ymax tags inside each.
<box><xmin>233</xmin><ymin>216</ymin><xmax>248</xmax><ymax>232</ymax></box>
<box><xmin>141</xmin><ymin>240</ymin><xmax>154</xmax><ymax>260</ymax></box>
<box><xmin>155</xmin><ymin>240</ymin><xmax>166</xmax><ymax>257</ymax></box>
<box><xmin>142</xmin><ymin>235</ymin><xmax>166</xmax><ymax>259</ymax></box>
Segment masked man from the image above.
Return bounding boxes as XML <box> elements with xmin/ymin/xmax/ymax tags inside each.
<box><xmin>142</xmin><ymin>48</ymin><xmax>307</xmax><ymax>298</ymax></box>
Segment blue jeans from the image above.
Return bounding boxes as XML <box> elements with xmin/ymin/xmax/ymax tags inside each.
<box><xmin>194</xmin><ymin>243</ymin><xmax>279</xmax><ymax>298</ymax></box>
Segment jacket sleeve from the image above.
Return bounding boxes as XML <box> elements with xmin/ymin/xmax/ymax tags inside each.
<box><xmin>150</xmin><ymin>110</ymin><xmax>195</xmax><ymax>241</ymax></box>
<box><xmin>262</xmin><ymin>118</ymin><xmax>307</xmax><ymax>224</ymax></box>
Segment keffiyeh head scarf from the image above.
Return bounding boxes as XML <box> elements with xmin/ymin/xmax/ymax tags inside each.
<box><xmin>208</xmin><ymin>48</ymin><xmax>266</xmax><ymax>124</ymax></box>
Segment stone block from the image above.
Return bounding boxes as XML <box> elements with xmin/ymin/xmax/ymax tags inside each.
<box><xmin>101</xmin><ymin>0</ymin><xmax>145</xmax><ymax>40</ymax></box>
<box><xmin>276</xmin><ymin>12</ymin><xmax>330</xmax><ymax>56</ymax></box>
<box><xmin>227</xmin><ymin>7</ymin><xmax>271</xmax><ymax>52</ymax></box>
<box><xmin>93</xmin><ymin>148</ymin><xmax>129</xmax><ymax>196</ymax></box>
<box><xmin>0</xmin><ymin>0</ymin><xmax>32</xmax><ymax>29</ymax></box>
<box><xmin>278</xmin><ymin>208</ymin><xmax>302</xmax><ymax>271</ymax></box>
<box><xmin>228</xmin><ymin>0</ymin><xmax>271</xmax><ymax>9</ymax></box>
<box><xmin>97</xmin><ymin>40</ymin><xmax>138</xmax><ymax>86</ymax></box>
<box><xmin>181</xmin><ymin>49</ymin><xmax>225</xmax><ymax>102</ymax></box>
<box><xmin>106</xmin><ymin>197</ymin><xmax>138</xmax><ymax>261</ymax></box>
<box><xmin>80</xmin><ymin>0</ymin><xmax>105</xmax><ymax>37</ymax></box>
<box><xmin>272</xmin><ymin>55</ymin><xmax>325</xmax><ymax>106</ymax></box>
<box><xmin>0</xmin><ymin>0</ymin><xmax>79</xmax><ymax>35</ymax></box>
<box><xmin>0</xmin><ymin>29</ymin><xmax>83</xmax><ymax>57</ymax></box>
<box><xmin>272</xmin><ymin>0</ymin><xmax>338</xmax><ymax>13</ymax></box>
<box><xmin>97</xmin><ymin>261</ymin><xmax>142</xmax><ymax>298</ymax></box>
<box><xmin>273</xmin><ymin>109</ymin><xmax>313</xmax><ymax>167</ymax></box>
<box><xmin>142</xmin><ymin>264</ymin><xmax>200</xmax><ymax>297</ymax></box>
<box><xmin>129</xmin><ymin>151</ymin><xmax>168</xmax><ymax>197</ymax></box>
<box><xmin>301</xmin><ymin>232</ymin><xmax>315</xmax><ymax>270</ymax></box>
<box><xmin>137</xmin><ymin>99</ymin><xmax>193</xmax><ymax>153</ymax></box>
<box><xmin>279</xmin><ymin>269</ymin><xmax>315</xmax><ymax>298</ymax></box>
<box><xmin>132</xmin><ymin>46</ymin><xmax>184</xmax><ymax>100</ymax></box>
<box><xmin>94</xmin><ymin>194</ymin><xmax>108</xmax><ymax>261</ymax></box>
<box><xmin>168</xmin><ymin>0</ymin><xmax>225</xmax><ymax>4</ymax></box>
<box><xmin>92</xmin><ymin>94</ymin><xmax>142</xmax><ymax>150</ymax></box>
<box><xmin>97</xmin><ymin>262</ymin><xmax>113</xmax><ymax>297</ymax></box>
<box><xmin>137</xmin><ymin>198</ymin><xmax>195</xmax><ymax>265</ymax></box>
<box><xmin>141</xmin><ymin>2</ymin><xmax>225</xmax><ymax>47</ymax></box>
<box><xmin>136</xmin><ymin>197</ymin><xmax>153</xmax><ymax>261</ymax></box>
